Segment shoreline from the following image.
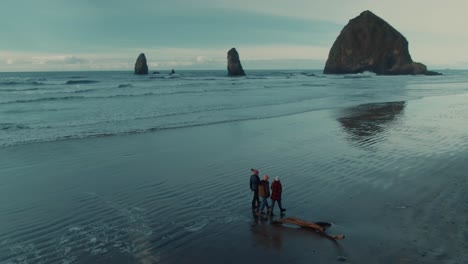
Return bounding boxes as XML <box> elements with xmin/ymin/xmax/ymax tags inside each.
<box><xmin>2</xmin><ymin>91</ymin><xmax>468</xmax><ymax>150</ymax></box>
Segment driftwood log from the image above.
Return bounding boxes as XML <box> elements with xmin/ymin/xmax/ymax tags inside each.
<box><xmin>273</xmin><ymin>217</ymin><xmax>345</xmax><ymax>240</ymax></box>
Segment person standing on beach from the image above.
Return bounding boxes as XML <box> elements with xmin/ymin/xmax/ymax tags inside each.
<box><xmin>270</xmin><ymin>176</ymin><xmax>286</xmax><ymax>216</ymax></box>
<box><xmin>250</xmin><ymin>169</ymin><xmax>261</xmax><ymax>211</ymax></box>
<box><xmin>258</xmin><ymin>175</ymin><xmax>271</xmax><ymax>215</ymax></box>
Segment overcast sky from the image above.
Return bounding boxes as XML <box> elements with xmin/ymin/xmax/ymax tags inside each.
<box><xmin>1</xmin><ymin>0</ymin><xmax>467</xmax><ymax>71</ymax></box>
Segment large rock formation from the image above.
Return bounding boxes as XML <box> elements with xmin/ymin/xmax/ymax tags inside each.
<box><xmin>324</xmin><ymin>10</ymin><xmax>440</xmax><ymax>75</ymax></box>
<box><xmin>134</xmin><ymin>53</ymin><xmax>148</xmax><ymax>75</ymax></box>
<box><xmin>227</xmin><ymin>48</ymin><xmax>246</xmax><ymax>76</ymax></box>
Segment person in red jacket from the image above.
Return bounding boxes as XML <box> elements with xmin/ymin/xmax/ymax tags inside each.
<box><xmin>270</xmin><ymin>176</ymin><xmax>286</xmax><ymax>216</ymax></box>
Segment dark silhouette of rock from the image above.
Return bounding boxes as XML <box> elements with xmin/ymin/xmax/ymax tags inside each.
<box><xmin>134</xmin><ymin>53</ymin><xmax>148</xmax><ymax>75</ymax></box>
<box><xmin>300</xmin><ymin>72</ymin><xmax>316</xmax><ymax>77</ymax></box>
<box><xmin>324</xmin><ymin>11</ymin><xmax>440</xmax><ymax>75</ymax></box>
<box><xmin>170</xmin><ymin>69</ymin><xmax>175</xmax><ymax>75</ymax></box>
<box><xmin>152</xmin><ymin>71</ymin><xmax>160</xmax><ymax>74</ymax></box>
<box><xmin>425</xmin><ymin>70</ymin><xmax>443</xmax><ymax>76</ymax></box>
<box><xmin>227</xmin><ymin>48</ymin><xmax>246</xmax><ymax>76</ymax></box>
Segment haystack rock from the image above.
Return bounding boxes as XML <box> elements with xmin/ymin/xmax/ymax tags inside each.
<box><xmin>324</xmin><ymin>10</ymin><xmax>440</xmax><ymax>75</ymax></box>
<box><xmin>227</xmin><ymin>48</ymin><xmax>246</xmax><ymax>76</ymax></box>
<box><xmin>134</xmin><ymin>53</ymin><xmax>148</xmax><ymax>75</ymax></box>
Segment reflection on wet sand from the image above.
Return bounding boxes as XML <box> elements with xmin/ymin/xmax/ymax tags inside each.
<box><xmin>337</xmin><ymin>101</ymin><xmax>406</xmax><ymax>143</ymax></box>
<box><xmin>250</xmin><ymin>212</ymin><xmax>283</xmax><ymax>251</ymax></box>
<box><xmin>249</xmin><ymin>213</ymin><xmax>349</xmax><ymax>262</ymax></box>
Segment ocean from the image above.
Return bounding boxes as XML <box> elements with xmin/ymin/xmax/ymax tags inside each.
<box><xmin>1</xmin><ymin>70</ymin><xmax>468</xmax><ymax>263</ymax></box>
<box><xmin>2</xmin><ymin>70</ymin><xmax>468</xmax><ymax>148</ymax></box>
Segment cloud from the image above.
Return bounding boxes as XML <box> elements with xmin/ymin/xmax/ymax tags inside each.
<box><xmin>31</xmin><ymin>55</ymin><xmax>88</xmax><ymax>65</ymax></box>
<box><xmin>1</xmin><ymin>0</ymin><xmax>467</xmax><ymax>70</ymax></box>
<box><xmin>63</xmin><ymin>56</ymin><xmax>88</xmax><ymax>64</ymax></box>
<box><xmin>0</xmin><ymin>52</ymin><xmax>98</xmax><ymax>71</ymax></box>
<box><xmin>196</xmin><ymin>56</ymin><xmax>210</xmax><ymax>63</ymax></box>
<box><xmin>213</xmin><ymin>0</ymin><xmax>468</xmax><ymax>34</ymax></box>
<box><xmin>0</xmin><ymin>2</ymin><xmax>340</xmax><ymax>53</ymax></box>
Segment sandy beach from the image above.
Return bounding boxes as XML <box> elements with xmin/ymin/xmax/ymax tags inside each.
<box><xmin>1</xmin><ymin>92</ymin><xmax>468</xmax><ymax>264</ymax></box>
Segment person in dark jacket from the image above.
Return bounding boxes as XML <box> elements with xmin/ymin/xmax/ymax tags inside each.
<box><xmin>258</xmin><ymin>175</ymin><xmax>271</xmax><ymax>214</ymax></box>
<box><xmin>250</xmin><ymin>169</ymin><xmax>260</xmax><ymax>211</ymax></box>
<box><xmin>270</xmin><ymin>176</ymin><xmax>286</xmax><ymax>216</ymax></box>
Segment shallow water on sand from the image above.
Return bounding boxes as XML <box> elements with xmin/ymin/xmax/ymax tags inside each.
<box><xmin>1</xmin><ymin>72</ymin><xmax>468</xmax><ymax>263</ymax></box>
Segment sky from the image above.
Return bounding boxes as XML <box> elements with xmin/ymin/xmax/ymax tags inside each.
<box><xmin>1</xmin><ymin>0</ymin><xmax>467</xmax><ymax>71</ymax></box>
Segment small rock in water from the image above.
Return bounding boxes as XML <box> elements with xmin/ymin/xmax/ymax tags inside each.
<box><xmin>337</xmin><ymin>256</ymin><xmax>348</xmax><ymax>262</ymax></box>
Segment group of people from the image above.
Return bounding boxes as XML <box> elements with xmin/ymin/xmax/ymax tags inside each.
<box><xmin>249</xmin><ymin>168</ymin><xmax>286</xmax><ymax>216</ymax></box>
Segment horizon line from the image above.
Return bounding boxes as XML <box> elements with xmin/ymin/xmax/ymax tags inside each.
<box><xmin>0</xmin><ymin>68</ymin><xmax>463</xmax><ymax>74</ymax></box>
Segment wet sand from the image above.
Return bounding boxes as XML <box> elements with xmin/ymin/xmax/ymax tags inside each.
<box><xmin>1</xmin><ymin>93</ymin><xmax>468</xmax><ymax>263</ymax></box>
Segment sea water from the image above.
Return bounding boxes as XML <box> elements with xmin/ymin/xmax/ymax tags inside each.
<box><xmin>1</xmin><ymin>70</ymin><xmax>468</xmax><ymax>264</ymax></box>
<box><xmin>1</xmin><ymin>70</ymin><xmax>467</xmax><ymax>148</ymax></box>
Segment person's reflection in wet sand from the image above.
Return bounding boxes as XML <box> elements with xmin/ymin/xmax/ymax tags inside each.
<box><xmin>337</xmin><ymin>101</ymin><xmax>406</xmax><ymax>144</ymax></box>
<box><xmin>250</xmin><ymin>212</ymin><xmax>283</xmax><ymax>251</ymax></box>
<box><xmin>250</xmin><ymin>212</ymin><xmax>349</xmax><ymax>261</ymax></box>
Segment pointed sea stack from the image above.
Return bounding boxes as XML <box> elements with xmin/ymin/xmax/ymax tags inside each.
<box><xmin>324</xmin><ymin>10</ymin><xmax>440</xmax><ymax>75</ymax></box>
<box><xmin>134</xmin><ymin>53</ymin><xmax>148</xmax><ymax>75</ymax></box>
<box><xmin>227</xmin><ymin>48</ymin><xmax>246</xmax><ymax>76</ymax></box>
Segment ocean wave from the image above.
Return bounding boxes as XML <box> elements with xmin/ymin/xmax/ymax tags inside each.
<box><xmin>0</xmin><ymin>94</ymin><xmax>330</xmax><ymax>147</ymax></box>
<box><xmin>301</xmin><ymin>83</ymin><xmax>327</xmax><ymax>87</ymax></box>
<box><xmin>0</xmin><ymin>81</ymin><xmax>44</xmax><ymax>86</ymax></box>
<box><xmin>0</xmin><ymin>95</ymin><xmax>86</xmax><ymax>105</ymax></box>
<box><xmin>0</xmin><ymin>91</ymin><xmax>194</xmax><ymax>105</ymax></box>
<box><xmin>118</xmin><ymin>84</ymin><xmax>133</xmax><ymax>88</ymax></box>
<box><xmin>343</xmin><ymin>75</ymin><xmax>373</xmax><ymax>79</ymax></box>
<box><xmin>0</xmin><ymin>87</ymin><xmax>260</xmax><ymax>105</ymax></box>
<box><xmin>246</xmin><ymin>77</ymin><xmax>267</xmax><ymax>80</ymax></box>
<box><xmin>0</xmin><ymin>84</ymin><xmax>298</xmax><ymax>105</ymax></box>
<box><xmin>71</xmin><ymin>88</ymin><xmax>97</xmax><ymax>93</ymax></box>
<box><xmin>195</xmin><ymin>78</ymin><xmax>217</xmax><ymax>81</ymax></box>
<box><xmin>0</xmin><ymin>106</ymin><xmax>335</xmax><ymax>148</ymax></box>
<box><xmin>65</xmin><ymin>80</ymin><xmax>100</xmax><ymax>85</ymax></box>
<box><xmin>132</xmin><ymin>96</ymin><xmax>319</xmax><ymax>122</ymax></box>
<box><xmin>7</xmin><ymin>95</ymin><xmax>320</xmax><ymax>132</ymax></box>
<box><xmin>0</xmin><ymin>123</ymin><xmax>30</xmax><ymax>131</ymax></box>
<box><xmin>343</xmin><ymin>73</ymin><xmax>376</xmax><ymax>79</ymax></box>
<box><xmin>2</xmin><ymin>107</ymin><xmax>74</xmax><ymax>114</ymax></box>
<box><xmin>0</xmin><ymin>87</ymin><xmax>41</xmax><ymax>92</ymax></box>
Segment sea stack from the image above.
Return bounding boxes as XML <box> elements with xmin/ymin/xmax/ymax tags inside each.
<box><xmin>134</xmin><ymin>53</ymin><xmax>148</xmax><ymax>75</ymax></box>
<box><xmin>324</xmin><ymin>10</ymin><xmax>440</xmax><ymax>75</ymax></box>
<box><xmin>227</xmin><ymin>48</ymin><xmax>246</xmax><ymax>76</ymax></box>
